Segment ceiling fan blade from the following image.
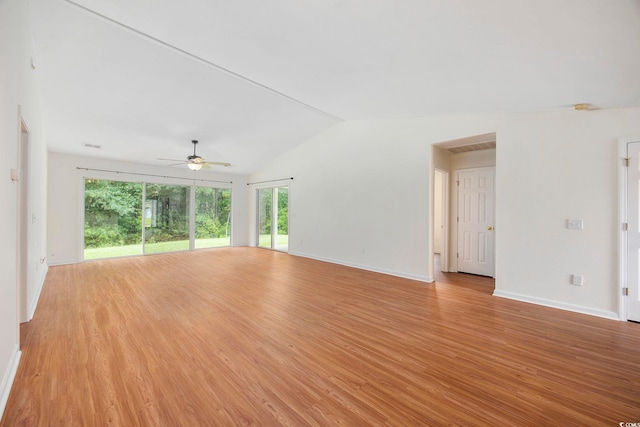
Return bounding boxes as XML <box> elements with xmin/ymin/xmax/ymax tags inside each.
<box><xmin>203</xmin><ymin>161</ymin><xmax>232</xmax><ymax>167</ymax></box>
<box><xmin>163</xmin><ymin>163</ymin><xmax>187</xmax><ymax>167</ymax></box>
<box><xmin>157</xmin><ymin>158</ymin><xmax>186</xmax><ymax>162</ymax></box>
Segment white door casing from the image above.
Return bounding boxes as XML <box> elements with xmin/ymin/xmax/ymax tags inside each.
<box><xmin>456</xmin><ymin>167</ymin><xmax>495</xmax><ymax>276</ymax></box>
<box><xmin>626</xmin><ymin>141</ymin><xmax>640</xmax><ymax>322</ymax></box>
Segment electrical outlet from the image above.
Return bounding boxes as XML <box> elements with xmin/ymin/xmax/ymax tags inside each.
<box><xmin>571</xmin><ymin>274</ymin><xmax>584</xmax><ymax>286</ymax></box>
<box><xmin>567</xmin><ymin>218</ymin><xmax>584</xmax><ymax>230</ymax></box>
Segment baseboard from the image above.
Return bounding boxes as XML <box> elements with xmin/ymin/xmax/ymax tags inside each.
<box><xmin>28</xmin><ymin>264</ymin><xmax>48</xmax><ymax>321</ymax></box>
<box><xmin>493</xmin><ymin>290</ymin><xmax>620</xmax><ymax>321</ymax></box>
<box><xmin>290</xmin><ymin>251</ymin><xmax>434</xmax><ymax>283</ymax></box>
<box><xmin>47</xmin><ymin>260</ymin><xmax>78</xmax><ymax>266</ymax></box>
<box><xmin>0</xmin><ymin>345</ymin><xmax>21</xmax><ymax>420</ymax></box>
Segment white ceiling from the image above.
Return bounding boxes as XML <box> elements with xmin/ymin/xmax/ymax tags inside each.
<box><xmin>29</xmin><ymin>0</ymin><xmax>640</xmax><ymax>175</ymax></box>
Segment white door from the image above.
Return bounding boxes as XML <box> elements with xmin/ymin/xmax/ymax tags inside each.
<box><xmin>626</xmin><ymin>141</ymin><xmax>640</xmax><ymax>321</ymax></box>
<box><xmin>457</xmin><ymin>167</ymin><xmax>494</xmax><ymax>276</ymax></box>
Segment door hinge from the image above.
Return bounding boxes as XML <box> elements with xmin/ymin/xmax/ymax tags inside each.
<box><xmin>624</xmin><ymin>157</ymin><xmax>630</xmax><ymax>167</ymax></box>
<box><xmin>456</xmin><ymin>253</ymin><xmax>459</xmax><ymax>258</ymax></box>
<box><xmin>456</xmin><ymin>180</ymin><xmax>460</xmax><ymax>186</ymax></box>
<box><xmin>457</xmin><ymin>217</ymin><xmax>459</xmax><ymax>222</ymax></box>
<box><xmin>623</xmin><ymin>222</ymin><xmax>629</xmax><ymax>231</ymax></box>
<box><xmin>623</xmin><ymin>287</ymin><xmax>629</xmax><ymax>296</ymax></box>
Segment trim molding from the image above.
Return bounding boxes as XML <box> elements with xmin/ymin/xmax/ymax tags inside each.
<box><xmin>290</xmin><ymin>251</ymin><xmax>434</xmax><ymax>283</ymax></box>
<box><xmin>0</xmin><ymin>345</ymin><xmax>22</xmax><ymax>420</ymax></box>
<box><xmin>493</xmin><ymin>290</ymin><xmax>619</xmax><ymax>321</ymax></box>
<box><xmin>48</xmin><ymin>260</ymin><xmax>79</xmax><ymax>267</ymax></box>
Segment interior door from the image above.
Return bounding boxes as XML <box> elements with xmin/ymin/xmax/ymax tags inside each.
<box><xmin>626</xmin><ymin>141</ymin><xmax>640</xmax><ymax>321</ymax></box>
<box><xmin>457</xmin><ymin>167</ymin><xmax>494</xmax><ymax>276</ymax></box>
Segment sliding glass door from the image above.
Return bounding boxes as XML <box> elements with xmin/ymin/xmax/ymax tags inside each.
<box><xmin>195</xmin><ymin>187</ymin><xmax>232</xmax><ymax>248</ymax></box>
<box><xmin>257</xmin><ymin>188</ymin><xmax>272</xmax><ymax>248</ymax></box>
<box><xmin>84</xmin><ymin>179</ymin><xmax>143</xmax><ymax>259</ymax></box>
<box><xmin>83</xmin><ymin>178</ymin><xmax>232</xmax><ymax>260</ymax></box>
<box><xmin>257</xmin><ymin>186</ymin><xmax>288</xmax><ymax>251</ymax></box>
<box><xmin>144</xmin><ymin>184</ymin><xmax>190</xmax><ymax>254</ymax></box>
<box><xmin>275</xmin><ymin>187</ymin><xmax>288</xmax><ymax>251</ymax></box>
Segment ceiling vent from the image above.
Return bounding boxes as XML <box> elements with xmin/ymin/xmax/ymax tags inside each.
<box><xmin>84</xmin><ymin>143</ymin><xmax>102</xmax><ymax>149</ymax></box>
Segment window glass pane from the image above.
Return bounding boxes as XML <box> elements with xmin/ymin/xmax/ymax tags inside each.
<box><xmin>144</xmin><ymin>183</ymin><xmax>190</xmax><ymax>254</ymax></box>
<box><xmin>84</xmin><ymin>179</ymin><xmax>143</xmax><ymax>259</ymax></box>
<box><xmin>258</xmin><ymin>188</ymin><xmax>272</xmax><ymax>248</ymax></box>
<box><xmin>275</xmin><ymin>187</ymin><xmax>289</xmax><ymax>251</ymax></box>
<box><xmin>195</xmin><ymin>187</ymin><xmax>232</xmax><ymax>249</ymax></box>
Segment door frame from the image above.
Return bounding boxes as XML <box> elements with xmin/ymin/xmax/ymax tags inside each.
<box><xmin>618</xmin><ymin>137</ymin><xmax>640</xmax><ymax>321</ymax></box>
<box><xmin>16</xmin><ymin>108</ymin><xmax>30</xmax><ymax>328</ymax></box>
<box><xmin>433</xmin><ymin>168</ymin><xmax>449</xmax><ymax>272</ymax></box>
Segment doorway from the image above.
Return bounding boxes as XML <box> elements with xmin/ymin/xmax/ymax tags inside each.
<box><xmin>431</xmin><ymin>132</ymin><xmax>496</xmax><ymax>280</ymax></box>
<box><xmin>257</xmin><ymin>186</ymin><xmax>289</xmax><ymax>252</ymax></box>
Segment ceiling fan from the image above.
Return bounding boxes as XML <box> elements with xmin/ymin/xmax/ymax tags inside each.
<box><xmin>158</xmin><ymin>140</ymin><xmax>231</xmax><ymax>170</ymax></box>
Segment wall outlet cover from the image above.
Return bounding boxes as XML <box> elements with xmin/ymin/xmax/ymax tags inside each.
<box><xmin>567</xmin><ymin>218</ymin><xmax>584</xmax><ymax>230</ymax></box>
<box><xmin>571</xmin><ymin>274</ymin><xmax>584</xmax><ymax>286</ymax></box>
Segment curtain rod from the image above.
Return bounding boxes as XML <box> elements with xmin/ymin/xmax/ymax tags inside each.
<box><xmin>246</xmin><ymin>177</ymin><xmax>294</xmax><ymax>186</ymax></box>
<box><xmin>76</xmin><ymin>167</ymin><xmax>233</xmax><ymax>184</ymax></box>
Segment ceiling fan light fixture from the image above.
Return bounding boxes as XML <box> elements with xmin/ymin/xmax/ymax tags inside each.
<box><xmin>187</xmin><ymin>162</ymin><xmax>202</xmax><ymax>171</ymax></box>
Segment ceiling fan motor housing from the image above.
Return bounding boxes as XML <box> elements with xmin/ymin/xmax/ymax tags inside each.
<box><xmin>189</xmin><ymin>140</ymin><xmax>202</xmax><ymax>163</ymax></box>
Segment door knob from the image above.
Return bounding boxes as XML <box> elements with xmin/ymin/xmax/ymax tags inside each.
<box><xmin>487</xmin><ymin>226</ymin><xmax>493</xmax><ymax>231</ymax></box>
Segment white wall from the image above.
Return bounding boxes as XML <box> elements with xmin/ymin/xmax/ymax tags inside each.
<box><xmin>249</xmin><ymin>108</ymin><xmax>640</xmax><ymax>320</ymax></box>
<box><xmin>48</xmin><ymin>153</ymin><xmax>249</xmax><ymax>264</ymax></box>
<box><xmin>249</xmin><ymin>115</ymin><xmax>504</xmax><ymax>282</ymax></box>
<box><xmin>495</xmin><ymin>109</ymin><xmax>640</xmax><ymax>319</ymax></box>
<box><xmin>0</xmin><ymin>0</ymin><xmax>48</xmax><ymax>416</ymax></box>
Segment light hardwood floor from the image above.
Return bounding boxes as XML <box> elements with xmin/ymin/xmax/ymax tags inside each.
<box><xmin>2</xmin><ymin>247</ymin><xmax>639</xmax><ymax>426</ymax></box>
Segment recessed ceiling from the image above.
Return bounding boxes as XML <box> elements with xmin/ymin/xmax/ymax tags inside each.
<box><xmin>29</xmin><ymin>0</ymin><xmax>640</xmax><ymax>174</ymax></box>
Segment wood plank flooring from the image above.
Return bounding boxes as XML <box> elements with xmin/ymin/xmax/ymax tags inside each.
<box><xmin>2</xmin><ymin>247</ymin><xmax>640</xmax><ymax>426</ymax></box>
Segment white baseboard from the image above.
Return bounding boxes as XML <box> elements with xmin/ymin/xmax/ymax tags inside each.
<box><xmin>493</xmin><ymin>290</ymin><xmax>620</xmax><ymax>321</ymax></box>
<box><xmin>28</xmin><ymin>265</ymin><xmax>48</xmax><ymax>321</ymax></box>
<box><xmin>289</xmin><ymin>251</ymin><xmax>434</xmax><ymax>283</ymax></box>
<box><xmin>47</xmin><ymin>259</ymin><xmax>78</xmax><ymax>266</ymax></box>
<box><xmin>0</xmin><ymin>345</ymin><xmax>22</xmax><ymax>420</ymax></box>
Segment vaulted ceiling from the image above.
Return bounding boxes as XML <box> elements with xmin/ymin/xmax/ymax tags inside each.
<box><xmin>30</xmin><ymin>0</ymin><xmax>640</xmax><ymax>175</ymax></box>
